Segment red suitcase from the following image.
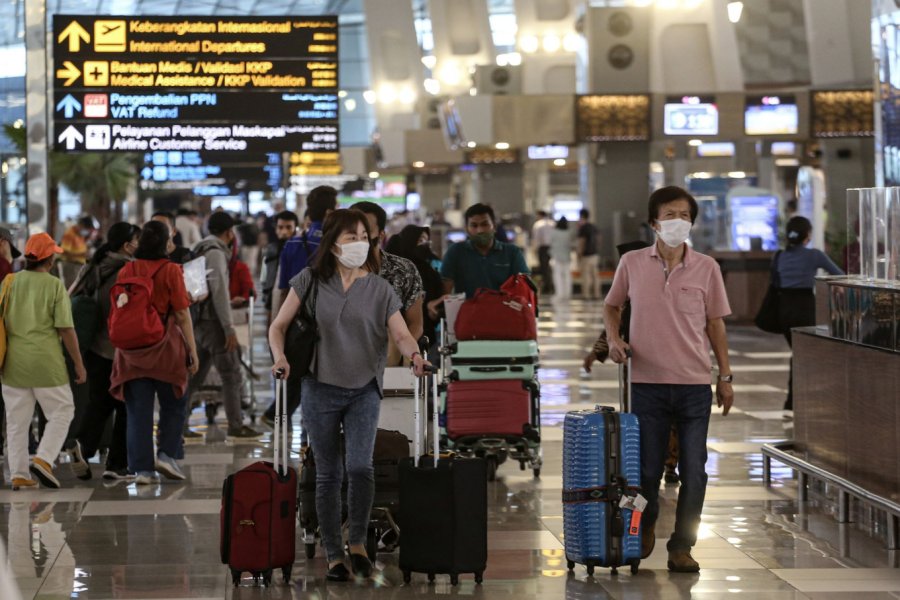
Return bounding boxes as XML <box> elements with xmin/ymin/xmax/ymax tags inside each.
<box><xmin>445</xmin><ymin>380</ymin><xmax>535</xmax><ymax>440</ymax></box>
<box><xmin>221</xmin><ymin>376</ymin><xmax>296</xmax><ymax>587</ymax></box>
<box><xmin>454</xmin><ymin>289</ymin><xmax>537</xmax><ymax>341</ymax></box>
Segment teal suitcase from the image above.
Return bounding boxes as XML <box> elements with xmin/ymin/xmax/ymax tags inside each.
<box><xmin>449</xmin><ymin>340</ymin><xmax>539</xmax><ymax>381</ymax></box>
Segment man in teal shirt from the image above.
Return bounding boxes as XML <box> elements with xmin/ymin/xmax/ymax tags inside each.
<box><xmin>441</xmin><ymin>203</ymin><xmax>530</xmax><ymax>298</ymax></box>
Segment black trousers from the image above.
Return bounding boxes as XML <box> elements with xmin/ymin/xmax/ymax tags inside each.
<box><xmin>778</xmin><ymin>288</ymin><xmax>815</xmax><ymax>411</ymax></box>
<box><xmin>78</xmin><ymin>351</ymin><xmax>128</xmax><ymax>470</ymax></box>
<box><xmin>537</xmin><ymin>245</ymin><xmax>554</xmax><ymax>294</ymax></box>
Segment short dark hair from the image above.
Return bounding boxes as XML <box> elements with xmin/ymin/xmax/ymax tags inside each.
<box><xmin>579</xmin><ymin>208</ymin><xmax>590</xmax><ymax>220</ymax></box>
<box><xmin>353</xmin><ymin>201</ymin><xmax>387</xmax><ymax>233</ymax></box>
<box><xmin>134</xmin><ymin>220</ymin><xmax>171</xmax><ymax>260</ymax></box>
<box><xmin>25</xmin><ymin>256</ymin><xmax>53</xmax><ymax>271</ymax></box>
<box><xmin>647</xmin><ymin>186</ymin><xmax>698</xmax><ymax>224</ymax></box>
<box><xmin>786</xmin><ymin>215</ymin><xmax>812</xmax><ymax>247</ymax></box>
<box><xmin>464</xmin><ymin>203</ymin><xmax>495</xmax><ymax>225</ymax></box>
<box><xmin>208</xmin><ymin>211</ymin><xmax>235</xmax><ymax>236</ymax></box>
<box><xmin>307</xmin><ymin>186</ymin><xmax>338</xmax><ymax>222</ymax></box>
<box><xmin>275</xmin><ymin>210</ymin><xmax>299</xmax><ymax>226</ymax></box>
<box><xmin>536</xmin><ymin>210</ymin><xmax>548</xmax><ymax>218</ymax></box>
<box><xmin>152</xmin><ymin>211</ymin><xmax>176</xmax><ymax>228</ymax></box>
<box><xmin>312</xmin><ymin>209</ymin><xmax>379</xmax><ymax>280</ymax></box>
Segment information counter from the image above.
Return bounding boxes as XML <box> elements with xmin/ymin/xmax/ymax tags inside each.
<box><xmin>792</xmin><ymin>277</ymin><xmax>900</xmax><ymax>500</ymax></box>
<box><xmin>709</xmin><ymin>250</ymin><xmax>774</xmax><ymax>322</ymax></box>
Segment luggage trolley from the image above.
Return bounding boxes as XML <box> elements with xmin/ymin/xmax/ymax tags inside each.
<box><xmin>437</xmin><ymin>322</ymin><xmax>543</xmax><ymax>481</ymax></box>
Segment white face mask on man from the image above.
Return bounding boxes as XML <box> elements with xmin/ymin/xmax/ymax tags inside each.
<box><xmin>656</xmin><ymin>218</ymin><xmax>693</xmax><ymax>248</ymax></box>
<box><xmin>334</xmin><ymin>241</ymin><xmax>370</xmax><ymax>269</ymax></box>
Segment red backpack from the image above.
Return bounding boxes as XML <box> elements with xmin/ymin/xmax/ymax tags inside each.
<box><xmin>108</xmin><ymin>261</ymin><xmax>168</xmax><ymax>350</ymax></box>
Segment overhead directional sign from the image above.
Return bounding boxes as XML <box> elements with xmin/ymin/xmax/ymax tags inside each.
<box><xmin>52</xmin><ymin>15</ymin><xmax>339</xmax><ymax>159</ymax></box>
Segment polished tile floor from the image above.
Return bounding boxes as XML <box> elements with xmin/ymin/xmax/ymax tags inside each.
<box><xmin>2</xmin><ymin>298</ymin><xmax>899</xmax><ymax>599</ymax></box>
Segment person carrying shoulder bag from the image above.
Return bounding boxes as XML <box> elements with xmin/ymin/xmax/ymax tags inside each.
<box><xmin>269</xmin><ymin>208</ymin><xmax>430</xmax><ymax>582</ymax></box>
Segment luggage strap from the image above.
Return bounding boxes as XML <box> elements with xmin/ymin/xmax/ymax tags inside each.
<box><xmin>562</xmin><ymin>485</ymin><xmax>639</xmax><ymax>504</ymax></box>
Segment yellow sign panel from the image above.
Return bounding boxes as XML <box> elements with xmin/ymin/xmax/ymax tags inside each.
<box><xmin>83</xmin><ymin>61</ymin><xmax>110</xmax><ymax>86</ymax></box>
<box><xmin>94</xmin><ymin>20</ymin><xmax>127</xmax><ymax>52</ymax></box>
<box><xmin>58</xmin><ymin>21</ymin><xmax>90</xmax><ymax>52</ymax></box>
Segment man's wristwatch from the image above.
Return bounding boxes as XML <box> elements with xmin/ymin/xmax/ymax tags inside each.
<box><xmin>717</xmin><ymin>374</ymin><xmax>734</xmax><ymax>383</ymax></box>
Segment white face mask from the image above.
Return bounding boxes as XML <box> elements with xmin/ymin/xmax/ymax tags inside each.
<box><xmin>656</xmin><ymin>218</ymin><xmax>692</xmax><ymax>248</ymax></box>
<box><xmin>335</xmin><ymin>240</ymin><xmax>370</xmax><ymax>269</ymax></box>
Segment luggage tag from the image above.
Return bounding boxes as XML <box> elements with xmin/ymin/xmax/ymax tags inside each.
<box><xmin>618</xmin><ymin>493</ymin><xmax>648</xmax><ymax>513</ymax></box>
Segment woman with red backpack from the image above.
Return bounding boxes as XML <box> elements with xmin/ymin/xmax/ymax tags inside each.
<box><xmin>108</xmin><ymin>221</ymin><xmax>199</xmax><ymax>485</ymax></box>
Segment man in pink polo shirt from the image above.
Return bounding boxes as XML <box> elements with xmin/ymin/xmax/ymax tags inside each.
<box><xmin>604</xmin><ymin>186</ymin><xmax>734</xmax><ymax>573</ymax></box>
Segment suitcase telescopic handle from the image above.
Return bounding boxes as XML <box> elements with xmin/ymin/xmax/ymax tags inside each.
<box><xmin>274</xmin><ymin>369</ymin><xmax>288</xmax><ymax>477</ymax></box>
<box><xmin>618</xmin><ymin>350</ymin><xmax>633</xmax><ymax>414</ymax></box>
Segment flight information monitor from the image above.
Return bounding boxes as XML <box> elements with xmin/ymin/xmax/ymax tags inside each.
<box><xmin>744</xmin><ymin>95</ymin><xmax>798</xmax><ymax>136</ymax></box>
<box><xmin>663</xmin><ymin>96</ymin><xmax>718</xmax><ymax>136</ymax></box>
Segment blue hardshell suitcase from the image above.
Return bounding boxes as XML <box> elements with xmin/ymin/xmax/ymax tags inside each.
<box><xmin>562</xmin><ymin>405</ymin><xmax>642</xmax><ymax>575</ymax></box>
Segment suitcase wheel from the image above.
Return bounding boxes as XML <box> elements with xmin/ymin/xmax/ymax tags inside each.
<box><xmin>205</xmin><ymin>402</ymin><xmax>220</xmax><ymax>424</ymax></box>
<box><xmin>282</xmin><ymin>566</ymin><xmax>292</xmax><ymax>583</ymax></box>
<box><xmin>427</xmin><ymin>573</ymin><xmax>435</xmax><ymax>583</ymax></box>
<box><xmin>610</xmin><ymin>566</ymin><xmax>618</xmax><ymax>576</ymax></box>
<box><xmin>566</xmin><ymin>560</ymin><xmax>575</xmax><ymax>571</ymax></box>
<box><xmin>450</xmin><ymin>573</ymin><xmax>459</xmax><ymax>586</ymax></box>
<box><xmin>230</xmin><ymin>568</ymin><xmax>241</xmax><ymax>587</ymax></box>
<box><xmin>586</xmin><ymin>564</ymin><xmax>595</xmax><ymax>576</ymax></box>
<box><xmin>305</xmin><ymin>543</ymin><xmax>316</xmax><ymax>559</ymax></box>
<box><xmin>403</xmin><ymin>570</ymin><xmax>412</xmax><ymax>584</ymax></box>
<box><xmin>533</xmin><ymin>467</ymin><xmax>541</xmax><ymax>478</ymax></box>
<box><xmin>631</xmin><ymin>563</ymin><xmax>639</xmax><ymax>575</ymax></box>
<box><xmin>475</xmin><ymin>572</ymin><xmax>484</xmax><ymax>584</ymax></box>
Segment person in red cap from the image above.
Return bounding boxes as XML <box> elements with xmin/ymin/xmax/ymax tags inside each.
<box><xmin>1</xmin><ymin>232</ymin><xmax>86</xmax><ymax>490</ymax></box>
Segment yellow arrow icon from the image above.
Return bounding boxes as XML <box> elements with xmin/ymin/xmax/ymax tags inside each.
<box><xmin>58</xmin><ymin>21</ymin><xmax>90</xmax><ymax>53</ymax></box>
<box><xmin>56</xmin><ymin>61</ymin><xmax>81</xmax><ymax>87</ymax></box>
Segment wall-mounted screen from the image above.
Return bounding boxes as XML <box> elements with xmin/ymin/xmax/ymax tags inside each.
<box><xmin>528</xmin><ymin>145</ymin><xmax>569</xmax><ymax>160</ymax></box>
<box><xmin>696</xmin><ymin>142</ymin><xmax>735</xmax><ymax>157</ymax></box>
<box><xmin>664</xmin><ymin>96</ymin><xmax>718</xmax><ymax>136</ymax></box>
<box><xmin>339</xmin><ymin>175</ymin><xmax>407</xmax><ymax>216</ymax></box>
<box><xmin>770</xmin><ymin>141</ymin><xmax>797</xmax><ymax>156</ymax></box>
<box><xmin>745</xmin><ymin>95</ymin><xmax>798</xmax><ymax>135</ymax></box>
<box><xmin>728</xmin><ymin>195</ymin><xmax>780</xmax><ymax>251</ymax></box>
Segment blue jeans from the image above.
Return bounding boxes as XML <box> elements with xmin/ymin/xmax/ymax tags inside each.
<box><xmin>124</xmin><ymin>378</ymin><xmax>187</xmax><ymax>473</ymax></box>
<box><xmin>631</xmin><ymin>383</ymin><xmax>712</xmax><ymax>552</ymax></box>
<box><xmin>301</xmin><ymin>377</ymin><xmax>380</xmax><ymax>563</ymax></box>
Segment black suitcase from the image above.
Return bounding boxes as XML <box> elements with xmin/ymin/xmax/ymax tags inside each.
<box><xmin>398</xmin><ymin>358</ymin><xmax>487</xmax><ymax>586</ymax></box>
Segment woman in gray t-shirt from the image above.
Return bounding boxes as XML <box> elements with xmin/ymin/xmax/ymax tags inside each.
<box><xmin>269</xmin><ymin>209</ymin><xmax>429</xmax><ymax>582</ymax></box>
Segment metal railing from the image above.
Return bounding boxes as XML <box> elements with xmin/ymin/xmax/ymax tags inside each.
<box><xmin>762</xmin><ymin>441</ymin><xmax>900</xmax><ymax>552</ymax></box>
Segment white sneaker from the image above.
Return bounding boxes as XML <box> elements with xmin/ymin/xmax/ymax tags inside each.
<box><xmin>134</xmin><ymin>471</ymin><xmax>160</xmax><ymax>485</ymax></box>
<box><xmin>155</xmin><ymin>453</ymin><xmax>186</xmax><ymax>481</ymax></box>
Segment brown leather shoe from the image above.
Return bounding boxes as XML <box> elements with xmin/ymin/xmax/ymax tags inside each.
<box><xmin>667</xmin><ymin>549</ymin><xmax>700</xmax><ymax>572</ymax></box>
<box><xmin>641</xmin><ymin>523</ymin><xmax>655</xmax><ymax>558</ymax></box>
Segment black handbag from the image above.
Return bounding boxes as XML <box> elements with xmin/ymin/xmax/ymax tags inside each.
<box><xmin>754</xmin><ymin>251</ymin><xmax>783</xmax><ymax>334</ymax></box>
<box><xmin>284</xmin><ymin>277</ymin><xmax>319</xmax><ymax>378</ymax></box>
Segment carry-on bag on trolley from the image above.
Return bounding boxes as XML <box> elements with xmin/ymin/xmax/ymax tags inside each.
<box><xmin>453</xmin><ymin>288</ymin><xmax>537</xmax><ymax>341</ymax></box>
<box><xmin>399</xmin><ymin>362</ymin><xmax>488</xmax><ymax>586</ymax></box>
<box><xmin>220</xmin><ymin>372</ymin><xmax>297</xmax><ymax>587</ymax></box>
<box><xmin>448</xmin><ymin>340</ymin><xmax>540</xmax><ymax>381</ymax></box>
<box><xmin>563</xmin><ymin>355</ymin><xmax>643</xmax><ymax>576</ymax></box>
<box><xmin>444</xmin><ymin>379</ymin><xmax>540</xmax><ymax>441</ymax></box>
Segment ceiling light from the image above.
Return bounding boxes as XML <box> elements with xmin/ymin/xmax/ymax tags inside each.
<box><xmin>378</xmin><ymin>84</ymin><xmax>397</xmax><ymax>104</ymax></box>
<box><xmin>413</xmin><ymin>161</ymin><xmax>425</xmax><ymax>168</ymax></box>
<box><xmin>343</xmin><ymin>98</ymin><xmax>356</xmax><ymax>112</ymax></box>
<box><xmin>775</xmin><ymin>158</ymin><xmax>800</xmax><ymax>167</ymax></box>
<box><xmin>520</xmin><ymin>35</ymin><xmax>539</xmax><ymax>53</ymax></box>
<box><xmin>727</xmin><ymin>1</ymin><xmax>744</xmax><ymax>23</ymax></box>
<box><xmin>553</xmin><ymin>158</ymin><xmax>566</xmax><ymax>166</ymax></box>
<box><xmin>469</xmin><ymin>87</ymin><xmax>477</xmax><ymax>96</ymax></box>
<box><xmin>398</xmin><ymin>87</ymin><xmax>416</xmax><ymax>104</ymax></box>
<box><xmin>423</xmin><ymin>78</ymin><xmax>441</xmax><ymax>95</ymax></box>
<box><xmin>421</xmin><ymin>55</ymin><xmax>437</xmax><ymax>69</ymax></box>
<box><xmin>496</xmin><ymin>54</ymin><xmax>509</xmax><ymax>66</ymax></box>
<box><xmin>563</xmin><ymin>33</ymin><xmax>579</xmax><ymax>53</ymax></box>
<box><xmin>337</xmin><ymin>90</ymin><xmax>347</xmax><ymax>98</ymax></box>
<box><xmin>368</xmin><ymin>171</ymin><xmax>380</xmax><ymax>179</ymax></box>
<box><xmin>363</xmin><ymin>90</ymin><xmax>377</xmax><ymax>104</ymax></box>
<box><xmin>439</xmin><ymin>64</ymin><xmax>461</xmax><ymax>86</ymax></box>
<box><xmin>688</xmin><ymin>139</ymin><xmax>703</xmax><ymax>147</ymax></box>
<box><xmin>467</xmin><ymin>141</ymin><xmax>477</xmax><ymax>148</ymax></box>
<box><xmin>728</xmin><ymin>171</ymin><xmax>747</xmax><ymax>178</ymax></box>
<box><xmin>507</xmin><ymin>52</ymin><xmax>522</xmax><ymax>66</ymax></box>
<box><xmin>542</xmin><ymin>34</ymin><xmax>561</xmax><ymax>53</ymax></box>
<box><xmin>495</xmin><ymin>142</ymin><xmax>510</xmax><ymax>150</ymax></box>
